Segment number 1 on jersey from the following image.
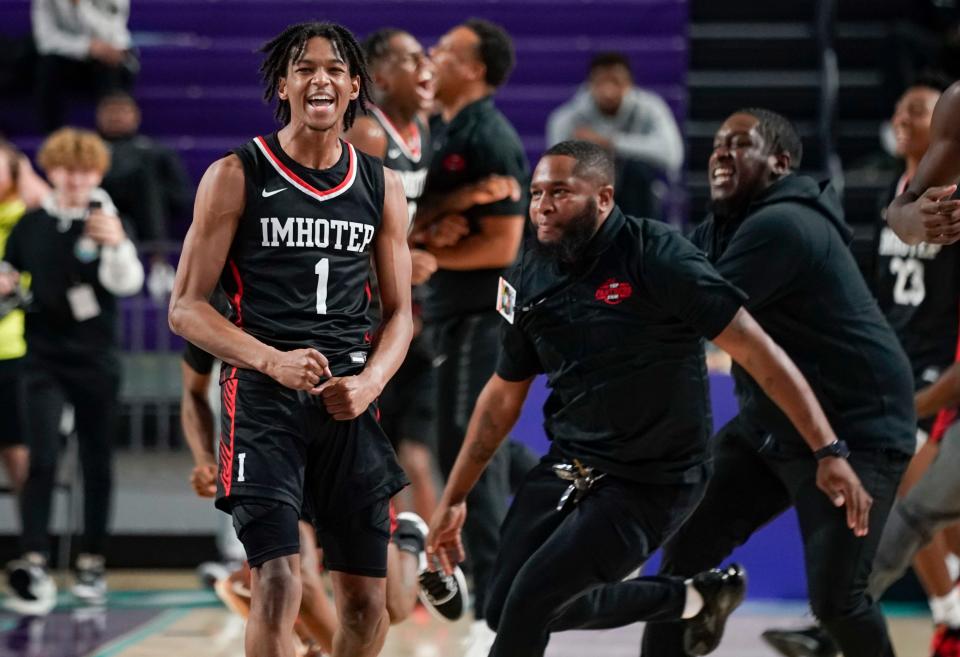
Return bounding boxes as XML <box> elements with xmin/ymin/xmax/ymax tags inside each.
<box><xmin>315</xmin><ymin>258</ymin><xmax>329</xmax><ymax>314</ymax></box>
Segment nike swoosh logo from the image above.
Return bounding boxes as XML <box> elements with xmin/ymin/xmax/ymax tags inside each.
<box><xmin>261</xmin><ymin>187</ymin><xmax>287</xmax><ymax>197</ymax></box>
<box><xmin>388</xmin><ymin>149</ymin><xmax>401</xmax><ymax>159</ymax></box>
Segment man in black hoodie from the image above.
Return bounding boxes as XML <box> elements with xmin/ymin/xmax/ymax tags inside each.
<box><xmin>641</xmin><ymin>109</ymin><xmax>916</xmax><ymax>657</ymax></box>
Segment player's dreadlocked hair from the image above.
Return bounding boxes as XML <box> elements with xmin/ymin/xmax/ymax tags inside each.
<box><xmin>258</xmin><ymin>22</ymin><xmax>371</xmax><ymax>129</ymax></box>
<box><xmin>736</xmin><ymin>107</ymin><xmax>803</xmax><ymax>170</ymax></box>
<box><xmin>362</xmin><ymin>27</ymin><xmax>405</xmax><ymax>69</ymax></box>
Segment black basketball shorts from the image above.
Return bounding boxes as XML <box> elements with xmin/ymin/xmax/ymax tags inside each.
<box><xmin>0</xmin><ymin>358</ymin><xmax>24</xmax><ymax>447</ymax></box>
<box><xmin>215</xmin><ymin>366</ymin><xmax>409</xmax><ymax>576</ymax></box>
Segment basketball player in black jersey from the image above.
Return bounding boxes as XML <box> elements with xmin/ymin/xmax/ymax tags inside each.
<box><xmin>169</xmin><ymin>22</ymin><xmax>413</xmax><ymax>657</ymax></box>
<box><xmin>347</xmin><ymin>28</ymin><xmax>440</xmax><ymax>520</ymax></box>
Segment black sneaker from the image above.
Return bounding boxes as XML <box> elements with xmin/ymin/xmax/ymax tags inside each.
<box><xmin>72</xmin><ymin>553</ymin><xmax>107</xmax><ymax>603</ymax></box>
<box><xmin>418</xmin><ymin>558</ymin><xmax>469</xmax><ymax>621</ymax></box>
<box><xmin>393</xmin><ymin>512</ymin><xmax>469</xmax><ymax>621</ymax></box>
<box><xmin>684</xmin><ymin>564</ymin><xmax>747</xmax><ymax>656</ymax></box>
<box><xmin>5</xmin><ymin>553</ymin><xmax>57</xmax><ymax>615</ymax></box>
<box><xmin>762</xmin><ymin>625</ymin><xmax>839</xmax><ymax>657</ymax></box>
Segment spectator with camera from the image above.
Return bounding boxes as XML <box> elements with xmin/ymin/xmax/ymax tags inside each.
<box><xmin>0</xmin><ymin>127</ymin><xmax>143</xmax><ymax>614</ymax></box>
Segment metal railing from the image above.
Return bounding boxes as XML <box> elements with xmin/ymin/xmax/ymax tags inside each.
<box><xmin>816</xmin><ymin>0</ymin><xmax>844</xmax><ymax>191</ymax></box>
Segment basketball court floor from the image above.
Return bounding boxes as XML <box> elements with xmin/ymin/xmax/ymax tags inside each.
<box><xmin>0</xmin><ymin>571</ymin><xmax>934</xmax><ymax>657</ymax></box>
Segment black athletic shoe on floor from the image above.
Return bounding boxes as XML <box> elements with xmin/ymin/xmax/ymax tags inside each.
<box><xmin>394</xmin><ymin>512</ymin><xmax>469</xmax><ymax>621</ymax></box>
<box><xmin>762</xmin><ymin>625</ymin><xmax>839</xmax><ymax>657</ymax></box>
<box><xmin>684</xmin><ymin>564</ymin><xmax>747</xmax><ymax>656</ymax></box>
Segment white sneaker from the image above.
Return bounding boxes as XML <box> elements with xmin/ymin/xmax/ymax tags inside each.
<box><xmin>5</xmin><ymin>553</ymin><xmax>57</xmax><ymax>615</ymax></box>
<box><xmin>71</xmin><ymin>553</ymin><xmax>107</xmax><ymax>604</ymax></box>
<box><xmin>462</xmin><ymin>619</ymin><xmax>496</xmax><ymax>657</ymax></box>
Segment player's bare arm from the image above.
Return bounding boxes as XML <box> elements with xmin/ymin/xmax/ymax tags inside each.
<box><xmin>169</xmin><ymin>155</ymin><xmax>332</xmax><ymax>388</ymax></box>
<box><xmin>422</xmin><ymin>214</ymin><xmax>524</xmax><ymax>270</ymax></box>
<box><xmin>344</xmin><ymin>115</ymin><xmax>388</xmax><ymax>159</ymax></box>
<box><xmin>412</xmin><ymin>175</ymin><xmax>521</xmax><ymax>234</ymax></box>
<box><xmin>179</xmin><ymin>362</ymin><xmax>217</xmax><ymax>497</ymax></box>
<box><xmin>314</xmin><ymin>168</ymin><xmax>414</xmax><ymax>419</ymax></box>
<box><xmin>425</xmin><ymin>373</ymin><xmax>534</xmax><ymax>575</ymax></box>
<box><xmin>887</xmin><ymin>81</ymin><xmax>960</xmax><ymax>245</ymax></box>
<box><xmin>915</xmin><ymin>362</ymin><xmax>960</xmax><ymax>419</ymax></box>
<box><xmin>713</xmin><ymin>307</ymin><xmax>873</xmax><ymax>536</ymax></box>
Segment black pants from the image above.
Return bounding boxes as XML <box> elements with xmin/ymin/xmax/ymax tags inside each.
<box><xmin>641</xmin><ymin>416</ymin><xmax>909</xmax><ymax>657</ymax></box>
<box><xmin>18</xmin><ymin>360</ymin><xmax>118</xmax><ymax>557</ymax></box>
<box><xmin>485</xmin><ymin>451</ymin><xmax>705</xmax><ymax>657</ymax></box>
<box><xmin>427</xmin><ymin>311</ymin><xmax>510</xmax><ymax>619</ymax></box>
<box><xmin>35</xmin><ymin>54</ymin><xmax>134</xmax><ymax>132</ymax></box>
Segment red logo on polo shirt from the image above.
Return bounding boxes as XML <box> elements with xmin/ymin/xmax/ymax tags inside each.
<box><xmin>595</xmin><ymin>278</ymin><xmax>633</xmax><ymax>305</ymax></box>
<box><xmin>443</xmin><ymin>153</ymin><xmax>466</xmax><ymax>172</ymax></box>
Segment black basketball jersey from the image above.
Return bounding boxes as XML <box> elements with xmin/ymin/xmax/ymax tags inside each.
<box><xmin>366</xmin><ymin>105</ymin><xmax>429</xmax><ymax>219</ymax></box>
<box><xmin>223</xmin><ymin>132</ymin><xmax>385</xmax><ymax>374</ymax></box>
<box><xmin>876</xmin><ymin>174</ymin><xmax>960</xmax><ymax>387</ymax></box>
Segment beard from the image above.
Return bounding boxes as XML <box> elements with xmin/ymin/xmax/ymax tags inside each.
<box><xmin>532</xmin><ymin>198</ymin><xmax>599</xmax><ymax>264</ymax></box>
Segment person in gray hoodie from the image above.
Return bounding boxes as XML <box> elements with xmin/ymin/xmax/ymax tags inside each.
<box><xmin>641</xmin><ymin>109</ymin><xmax>916</xmax><ymax>657</ymax></box>
<box><xmin>546</xmin><ymin>52</ymin><xmax>682</xmax><ymax>219</ymax></box>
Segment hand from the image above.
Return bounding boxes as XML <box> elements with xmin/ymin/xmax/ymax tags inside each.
<box><xmin>468</xmin><ymin>174</ymin><xmax>521</xmax><ymax>208</ymax></box>
<box><xmin>311</xmin><ymin>373</ymin><xmax>381</xmax><ymax>420</ymax></box>
<box><xmin>913</xmin><ymin>184</ymin><xmax>960</xmax><ymax>245</ymax></box>
<box><xmin>816</xmin><ymin>457</ymin><xmax>873</xmax><ymax>537</ymax></box>
<box><xmin>190</xmin><ymin>463</ymin><xmax>217</xmax><ymax>497</ymax></box>
<box><xmin>89</xmin><ymin>39</ymin><xmax>126</xmax><ymax>66</ymax></box>
<box><xmin>426</xmin><ymin>501</ymin><xmax>467</xmax><ymax>576</ymax></box>
<box><xmin>85</xmin><ymin>210</ymin><xmax>126</xmax><ymax>247</ymax></box>
<box><xmin>573</xmin><ymin>126</ymin><xmax>613</xmax><ymax>149</ymax></box>
<box><xmin>0</xmin><ymin>269</ymin><xmax>19</xmax><ymax>297</ymax></box>
<box><xmin>265</xmin><ymin>348</ymin><xmax>332</xmax><ymax>390</ymax></box>
<box><xmin>410</xmin><ymin>248</ymin><xmax>438</xmax><ymax>285</ymax></box>
<box><xmin>424</xmin><ymin>214</ymin><xmax>470</xmax><ymax>249</ymax></box>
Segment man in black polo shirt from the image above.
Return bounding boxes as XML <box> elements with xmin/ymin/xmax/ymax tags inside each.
<box><xmin>411</xmin><ymin>18</ymin><xmax>529</xmax><ymax>643</ymax></box>
<box><xmin>641</xmin><ymin>110</ymin><xmax>916</xmax><ymax>657</ymax></box>
<box><xmin>425</xmin><ymin>140</ymin><xmax>874</xmax><ymax>657</ymax></box>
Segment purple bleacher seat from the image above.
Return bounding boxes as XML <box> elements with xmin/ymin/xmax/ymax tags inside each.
<box><xmin>134</xmin><ymin>37</ymin><xmax>685</xmax><ymax>88</ymax></box>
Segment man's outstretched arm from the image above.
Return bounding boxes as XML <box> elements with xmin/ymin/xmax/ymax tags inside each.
<box><xmin>425</xmin><ymin>374</ymin><xmax>534</xmax><ymax>574</ymax></box>
<box><xmin>713</xmin><ymin>308</ymin><xmax>873</xmax><ymax>536</ymax></box>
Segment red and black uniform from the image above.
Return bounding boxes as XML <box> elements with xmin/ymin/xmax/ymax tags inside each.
<box><xmin>875</xmin><ymin>174</ymin><xmax>960</xmax><ymax>437</ymax></box>
<box><xmin>216</xmin><ymin>133</ymin><xmax>407</xmax><ymax>575</ymax></box>
<box><xmin>363</xmin><ymin>107</ymin><xmax>437</xmax><ymax>451</ymax></box>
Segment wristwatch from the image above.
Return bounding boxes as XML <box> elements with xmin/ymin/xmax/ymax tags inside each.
<box><xmin>813</xmin><ymin>440</ymin><xmax>850</xmax><ymax>461</ymax></box>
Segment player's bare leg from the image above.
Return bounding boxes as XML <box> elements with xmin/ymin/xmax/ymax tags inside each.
<box><xmin>385</xmin><ymin>543</ymin><xmax>418</xmax><ymax>623</ymax></box>
<box><xmin>398</xmin><ymin>442</ymin><xmax>438</xmax><ymax>522</ymax></box>
<box><xmin>330</xmin><ymin>571</ymin><xmax>389</xmax><ymax>657</ymax></box>
<box><xmin>298</xmin><ymin>523</ymin><xmax>338</xmax><ymax>653</ymax></box>
<box><xmin>248</xmin><ymin>554</ymin><xmax>302</xmax><ymax>657</ymax></box>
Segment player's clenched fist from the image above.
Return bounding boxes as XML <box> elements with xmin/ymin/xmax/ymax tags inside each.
<box><xmin>311</xmin><ymin>374</ymin><xmax>381</xmax><ymax>420</ymax></box>
<box><xmin>265</xmin><ymin>348</ymin><xmax>332</xmax><ymax>390</ymax></box>
<box><xmin>190</xmin><ymin>464</ymin><xmax>217</xmax><ymax>498</ymax></box>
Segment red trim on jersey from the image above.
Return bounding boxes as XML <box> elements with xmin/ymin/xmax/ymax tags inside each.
<box><xmin>389</xmin><ymin>500</ymin><xmax>398</xmax><ymax>536</ymax></box>
<box><xmin>228</xmin><ymin>259</ymin><xmax>244</xmax><ymax>327</ymax></box>
<box><xmin>254</xmin><ymin>136</ymin><xmax>356</xmax><ymax>200</ymax></box>
<box><xmin>364</xmin><ymin>280</ymin><xmax>372</xmax><ymax>302</ymax></box>
<box><xmin>219</xmin><ymin>369</ymin><xmax>239</xmax><ymax>495</ymax></box>
<box><xmin>368</xmin><ymin>105</ymin><xmax>422</xmax><ymax>161</ymax></box>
